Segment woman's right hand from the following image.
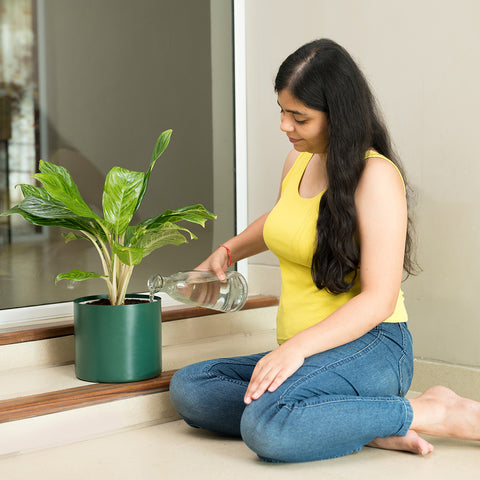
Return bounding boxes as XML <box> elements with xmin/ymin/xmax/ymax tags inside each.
<box><xmin>195</xmin><ymin>246</ymin><xmax>230</xmax><ymax>281</ymax></box>
<box><xmin>194</xmin><ymin>211</ymin><xmax>271</xmax><ymax>281</ymax></box>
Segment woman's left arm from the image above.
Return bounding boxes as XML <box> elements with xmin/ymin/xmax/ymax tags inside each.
<box><xmin>244</xmin><ymin>157</ymin><xmax>408</xmax><ymax>404</ymax></box>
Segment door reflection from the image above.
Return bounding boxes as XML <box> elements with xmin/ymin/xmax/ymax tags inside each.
<box><xmin>0</xmin><ymin>0</ymin><xmax>235</xmax><ymax>310</ymax></box>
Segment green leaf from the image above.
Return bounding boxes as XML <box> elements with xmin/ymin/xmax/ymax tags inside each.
<box><xmin>102</xmin><ymin>167</ymin><xmax>145</xmax><ymax>236</ymax></box>
<box><xmin>124</xmin><ymin>225</ymin><xmax>137</xmax><ymax>246</ymax></box>
<box><xmin>152</xmin><ymin>129</ymin><xmax>173</xmax><ymax>163</ymax></box>
<box><xmin>19</xmin><ymin>196</ymin><xmax>83</xmax><ymax>219</ymax></box>
<box><xmin>62</xmin><ymin>232</ymin><xmax>87</xmax><ymax>243</ymax></box>
<box><xmin>112</xmin><ymin>243</ymin><xmax>145</xmax><ymax>266</ymax></box>
<box><xmin>2</xmin><ymin>198</ymin><xmax>104</xmax><ymax>238</ymax></box>
<box><xmin>134</xmin><ymin>129</ymin><xmax>172</xmax><ymax>213</ymax></box>
<box><xmin>0</xmin><ymin>205</ymin><xmax>24</xmax><ymax>218</ymax></box>
<box><xmin>33</xmin><ymin>160</ymin><xmax>99</xmax><ymax>219</ymax></box>
<box><xmin>55</xmin><ymin>269</ymin><xmax>107</xmax><ymax>284</ymax></box>
<box><xmin>18</xmin><ymin>184</ymin><xmax>52</xmax><ymax>200</ymax></box>
<box><xmin>1</xmin><ymin>204</ymin><xmax>79</xmax><ymax>228</ymax></box>
<box><xmin>140</xmin><ymin>204</ymin><xmax>216</xmax><ymax>229</ymax></box>
<box><xmin>130</xmin><ymin>223</ymin><xmax>193</xmax><ymax>258</ymax></box>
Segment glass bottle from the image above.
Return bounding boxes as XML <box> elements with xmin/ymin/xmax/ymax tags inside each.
<box><xmin>147</xmin><ymin>270</ymin><xmax>248</xmax><ymax>312</ymax></box>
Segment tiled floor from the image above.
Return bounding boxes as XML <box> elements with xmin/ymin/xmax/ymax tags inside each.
<box><xmin>1</xmin><ymin>419</ymin><xmax>478</xmax><ymax>480</ymax></box>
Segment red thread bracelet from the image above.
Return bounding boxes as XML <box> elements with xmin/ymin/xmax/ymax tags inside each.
<box><xmin>219</xmin><ymin>244</ymin><xmax>232</xmax><ymax>267</ymax></box>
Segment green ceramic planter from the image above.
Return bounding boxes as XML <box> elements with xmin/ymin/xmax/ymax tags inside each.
<box><xmin>74</xmin><ymin>294</ymin><xmax>161</xmax><ymax>383</ymax></box>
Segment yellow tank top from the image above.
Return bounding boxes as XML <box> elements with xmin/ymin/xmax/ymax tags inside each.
<box><xmin>263</xmin><ymin>150</ymin><xmax>408</xmax><ymax>344</ymax></box>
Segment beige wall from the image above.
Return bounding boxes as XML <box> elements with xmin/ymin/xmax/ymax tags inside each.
<box><xmin>245</xmin><ymin>0</ymin><xmax>480</xmax><ymax>367</ymax></box>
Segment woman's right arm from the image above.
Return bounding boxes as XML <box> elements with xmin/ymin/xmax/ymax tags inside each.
<box><xmin>197</xmin><ymin>149</ymin><xmax>299</xmax><ymax>280</ymax></box>
<box><xmin>196</xmin><ymin>213</ymin><xmax>270</xmax><ymax>280</ymax></box>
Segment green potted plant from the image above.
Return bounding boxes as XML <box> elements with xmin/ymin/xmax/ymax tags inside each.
<box><xmin>1</xmin><ymin>129</ymin><xmax>215</xmax><ymax>382</ymax></box>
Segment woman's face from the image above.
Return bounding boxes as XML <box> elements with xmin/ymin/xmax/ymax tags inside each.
<box><xmin>277</xmin><ymin>89</ymin><xmax>329</xmax><ymax>154</ymax></box>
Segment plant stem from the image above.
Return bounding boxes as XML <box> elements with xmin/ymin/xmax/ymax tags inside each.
<box><xmin>82</xmin><ymin>230</ymin><xmax>110</xmax><ymax>277</ymax></box>
<box><xmin>82</xmin><ymin>229</ymin><xmax>115</xmax><ymax>299</ymax></box>
<box><xmin>111</xmin><ymin>253</ymin><xmax>119</xmax><ymax>305</ymax></box>
<box><xmin>98</xmin><ymin>237</ymin><xmax>112</xmax><ymax>275</ymax></box>
<box><xmin>117</xmin><ymin>265</ymin><xmax>134</xmax><ymax>305</ymax></box>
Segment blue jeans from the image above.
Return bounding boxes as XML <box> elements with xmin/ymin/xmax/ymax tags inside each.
<box><xmin>169</xmin><ymin>322</ymin><xmax>414</xmax><ymax>463</ymax></box>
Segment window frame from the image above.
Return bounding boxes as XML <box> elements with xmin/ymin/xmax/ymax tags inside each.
<box><xmin>0</xmin><ymin>0</ymin><xmax>248</xmax><ymax>325</ymax></box>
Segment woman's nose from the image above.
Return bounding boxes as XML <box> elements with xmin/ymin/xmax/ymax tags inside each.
<box><xmin>280</xmin><ymin>117</ymin><xmax>294</xmax><ymax>132</ymax></box>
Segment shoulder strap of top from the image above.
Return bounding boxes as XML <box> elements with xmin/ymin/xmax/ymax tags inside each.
<box><xmin>364</xmin><ymin>149</ymin><xmax>406</xmax><ymax>191</ymax></box>
<box><xmin>281</xmin><ymin>152</ymin><xmax>313</xmax><ymax>192</ymax></box>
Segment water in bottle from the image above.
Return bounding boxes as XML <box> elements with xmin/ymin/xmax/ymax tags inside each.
<box><xmin>147</xmin><ymin>270</ymin><xmax>248</xmax><ymax>312</ymax></box>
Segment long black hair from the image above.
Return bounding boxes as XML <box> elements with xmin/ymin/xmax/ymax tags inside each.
<box><xmin>275</xmin><ymin>39</ymin><xmax>417</xmax><ymax>293</ymax></box>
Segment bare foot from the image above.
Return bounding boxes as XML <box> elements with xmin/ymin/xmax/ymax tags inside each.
<box><xmin>367</xmin><ymin>429</ymin><xmax>434</xmax><ymax>455</ymax></box>
<box><xmin>410</xmin><ymin>385</ymin><xmax>480</xmax><ymax>440</ymax></box>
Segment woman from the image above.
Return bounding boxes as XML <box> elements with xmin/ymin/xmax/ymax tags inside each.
<box><xmin>169</xmin><ymin>39</ymin><xmax>480</xmax><ymax>463</ymax></box>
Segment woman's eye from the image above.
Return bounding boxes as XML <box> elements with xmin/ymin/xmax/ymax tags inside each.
<box><xmin>295</xmin><ymin>118</ymin><xmax>307</xmax><ymax>125</ymax></box>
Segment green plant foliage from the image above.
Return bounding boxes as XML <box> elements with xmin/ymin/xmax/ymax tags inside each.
<box><xmin>102</xmin><ymin>167</ymin><xmax>145</xmax><ymax>236</ymax></box>
<box><xmin>56</xmin><ymin>269</ymin><xmax>108</xmax><ymax>283</ymax></box>
<box><xmin>1</xmin><ymin>129</ymin><xmax>216</xmax><ymax>305</ymax></box>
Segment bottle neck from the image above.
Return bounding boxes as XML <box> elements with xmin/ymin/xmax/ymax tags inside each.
<box><xmin>147</xmin><ymin>274</ymin><xmax>165</xmax><ymax>294</ymax></box>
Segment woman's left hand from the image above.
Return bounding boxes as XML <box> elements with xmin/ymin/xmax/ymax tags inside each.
<box><xmin>244</xmin><ymin>343</ymin><xmax>305</xmax><ymax>405</ymax></box>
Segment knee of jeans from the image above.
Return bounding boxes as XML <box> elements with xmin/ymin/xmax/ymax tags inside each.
<box><xmin>241</xmin><ymin>400</ymin><xmax>366</xmax><ymax>463</ymax></box>
<box><xmin>169</xmin><ymin>372</ymin><xmax>200</xmax><ymax>429</ymax></box>
<box><xmin>169</xmin><ymin>369</ymin><xmax>186</xmax><ymax>411</ymax></box>
<box><xmin>169</xmin><ymin>365</ymin><xmax>203</xmax><ymax>418</ymax></box>
<box><xmin>240</xmin><ymin>399</ymin><xmax>293</xmax><ymax>462</ymax></box>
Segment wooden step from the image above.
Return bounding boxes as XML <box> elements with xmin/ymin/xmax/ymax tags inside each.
<box><xmin>0</xmin><ymin>370</ymin><xmax>175</xmax><ymax>425</ymax></box>
<box><xmin>0</xmin><ymin>295</ymin><xmax>278</xmax><ymax>346</ymax></box>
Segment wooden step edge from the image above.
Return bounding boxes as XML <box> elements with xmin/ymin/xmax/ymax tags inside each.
<box><xmin>0</xmin><ymin>369</ymin><xmax>177</xmax><ymax>425</ymax></box>
<box><xmin>0</xmin><ymin>295</ymin><xmax>279</xmax><ymax>346</ymax></box>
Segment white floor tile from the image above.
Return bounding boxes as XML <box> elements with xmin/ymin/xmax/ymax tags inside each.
<box><xmin>0</xmin><ymin>419</ymin><xmax>478</xmax><ymax>480</ymax></box>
